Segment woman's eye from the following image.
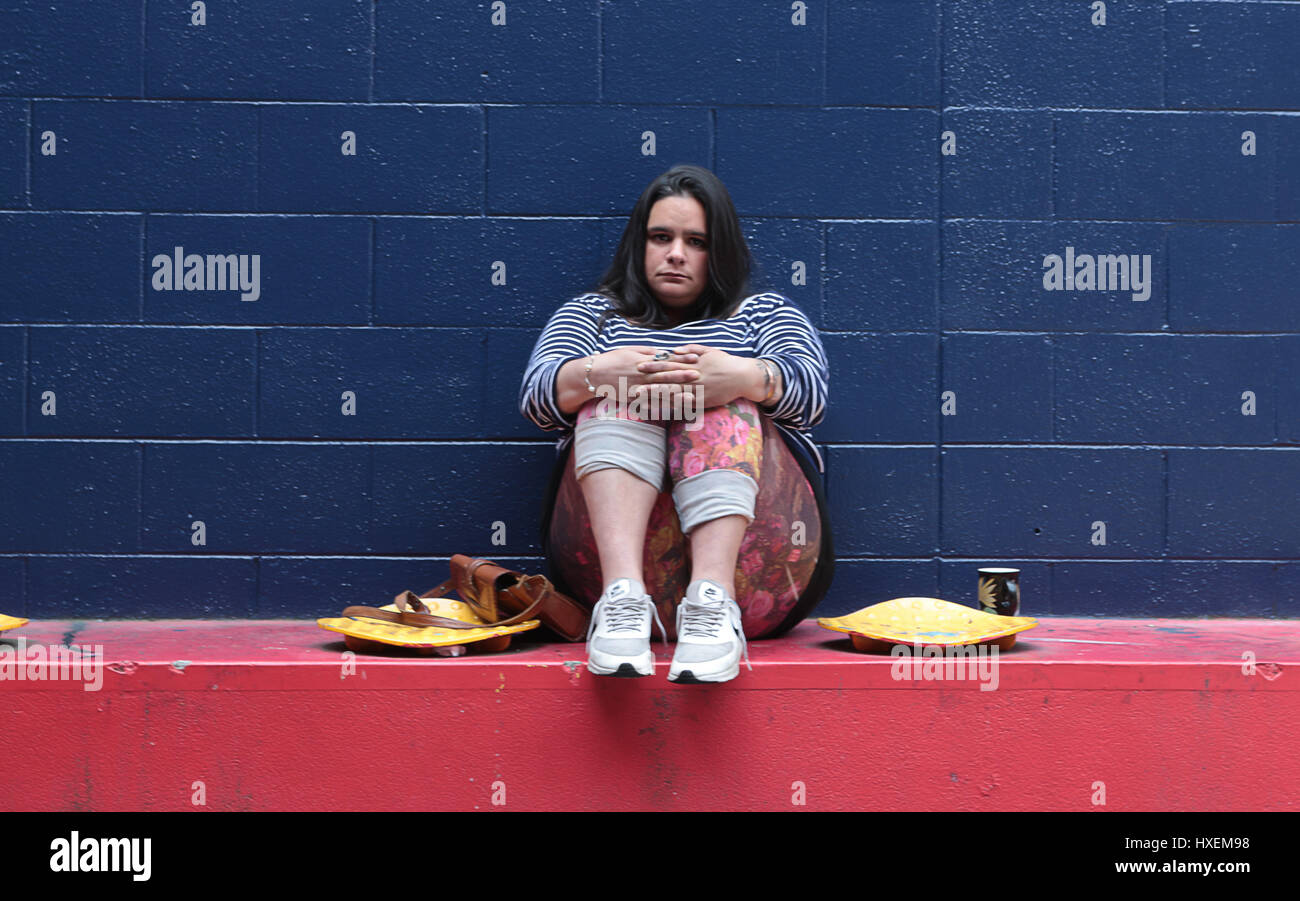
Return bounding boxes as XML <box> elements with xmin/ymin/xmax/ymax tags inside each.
<box><xmin>650</xmin><ymin>234</ymin><xmax>705</xmax><ymax>248</ymax></box>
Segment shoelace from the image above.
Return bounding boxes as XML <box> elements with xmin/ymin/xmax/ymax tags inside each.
<box><xmin>588</xmin><ymin>593</ymin><xmax>667</xmax><ymax>642</ymax></box>
<box><xmin>677</xmin><ymin>599</ymin><xmax>753</xmax><ymax>672</ymax></box>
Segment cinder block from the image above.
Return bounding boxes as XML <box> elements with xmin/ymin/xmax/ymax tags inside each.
<box><xmin>259</xmin><ymin>328</ymin><xmax>483</xmax><ymax>439</ymax></box>
<box><xmin>819</xmin><ymin>333</ymin><xmax>937</xmax><ymax>444</ymax></box>
<box><xmin>826</xmin><ymin>221</ymin><xmax>938</xmax><ymax>331</ymax></box>
<box><xmin>826</xmin><ymin>446</ymin><xmax>939</xmax><ymax>556</ymax></box>
<box><xmin>1168</xmin><ymin>449</ymin><xmax>1300</xmax><ymax>557</ymax></box>
<box><xmin>941</xmin><ymin>334</ymin><xmax>1053</xmax><ymax>443</ymax></box>
<box><xmin>1056</xmin><ymin>112</ymin><xmax>1274</xmax><ymax>221</ymax></box>
<box><xmin>369</xmin><ymin>443</ymin><xmax>556</xmax><ymax>555</ymax></box>
<box><xmin>1169</xmin><ymin>1</ymin><xmax>1300</xmax><ymax>110</ymax></box>
<box><xmin>942</xmin><ymin>220</ymin><xmax>1167</xmax><ymax>331</ymax></box>
<box><xmin>26</xmin><ymin>556</ymin><xmax>257</xmax><ymax>618</ymax></box>
<box><xmin>940</xmin><ymin>110</ymin><xmax>1051</xmax><ymax>219</ymax></box>
<box><xmin>0</xmin><ymin>214</ymin><xmax>140</xmax><ymax>323</ymax></box>
<box><xmin>1164</xmin><ymin>561</ymin><xmax>1295</xmax><ymax>618</ymax></box>
<box><xmin>1055</xmin><ymin>335</ymin><xmax>1277</xmax><ymax>445</ymax></box>
<box><xmin>818</xmin><ymin>559</ymin><xmax>940</xmax><ymax>619</ymax></box>
<box><xmin>141</xmin><ymin>444</ymin><xmax>371</xmax><ymax>553</ymax></box>
<box><xmin>945</xmin><ymin>0</ymin><xmax>1163</xmax><ymax>107</ymax></box>
<box><xmin>1279</xmin><ymin>116</ymin><xmax>1300</xmax><ymax>220</ymax></box>
<box><xmin>30</xmin><ymin>101</ymin><xmax>257</xmax><ymax>211</ymax></box>
<box><xmin>1048</xmin><ymin>561</ymin><xmax>1167</xmax><ymax>617</ymax></box>
<box><xmin>259</xmin><ymin>105</ymin><xmax>481</xmax><ymax>213</ymax></box>
<box><xmin>147</xmin><ymin>0</ymin><xmax>370</xmax><ymax>100</ymax></box>
<box><xmin>2</xmin><ymin>0</ymin><xmax>1292</xmax><ymax>623</ymax></box>
<box><xmin>374</xmin><ymin>218</ymin><xmax>606</xmax><ymax>328</ymax></box>
<box><xmin>487</xmin><ymin>328</ymin><xmax>553</xmax><ymax>441</ymax></box>
<box><xmin>942</xmin><ymin>448</ymin><xmax>1164</xmax><ymax>557</ymax></box>
<box><xmin>742</xmin><ymin>218</ymin><xmax>824</xmax><ymax>328</ymax></box>
<box><xmin>376</xmin><ymin>0</ymin><xmax>598</xmax><ymax>102</ymax></box>
<box><xmin>1169</xmin><ymin>225</ymin><xmax>1300</xmax><ymax>333</ymax></box>
<box><xmin>1279</xmin><ymin>563</ymin><xmax>1300</xmax><ymax>617</ymax></box>
<box><xmin>0</xmin><ymin>326</ymin><xmax>23</xmax><ymax>436</ymax></box>
<box><xmin>145</xmin><ymin>215</ymin><xmax>370</xmax><ymax>324</ymax></box>
<box><xmin>717</xmin><ymin>108</ymin><xmax>938</xmax><ymax>218</ymax></box>
<box><xmin>0</xmin><ymin>1</ymin><xmax>140</xmax><ymax>96</ymax></box>
<box><xmin>0</xmin><ymin>558</ymin><xmax>21</xmax><ymax>613</ymax></box>
<box><xmin>28</xmin><ymin>326</ymin><xmax>256</xmax><ymax>437</ymax></box>
<box><xmin>487</xmin><ymin>106</ymin><xmax>710</xmax><ymax>215</ymax></box>
<box><xmin>0</xmin><ymin>443</ymin><xmax>140</xmax><ymax>552</ymax></box>
<box><xmin>0</xmin><ymin>100</ymin><xmax>24</xmax><ymax>206</ymax></box>
<box><xmin>827</xmin><ymin>0</ymin><xmax>939</xmax><ymax>107</ymax></box>
<box><xmin>1278</xmin><ymin>337</ymin><xmax>1299</xmax><ymax>444</ymax></box>
<box><xmin>605</xmin><ymin>0</ymin><xmax>822</xmax><ymax>104</ymax></box>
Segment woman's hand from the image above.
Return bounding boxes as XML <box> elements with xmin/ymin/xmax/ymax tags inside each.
<box><xmin>590</xmin><ymin>346</ymin><xmax>700</xmax><ymax>393</ymax></box>
<box><xmin>555</xmin><ymin>347</ymin><xmax>702</xmax><ymax>418</ymax></box>
<box><xmin>632</xmin><ymin>343</ymin><xmax>757</xmax><ymax>411</ymax></box>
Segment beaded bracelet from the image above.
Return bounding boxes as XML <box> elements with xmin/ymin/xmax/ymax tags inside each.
<box><xmin>583</xmin><ymin>356</ymin><xmax>597</xmax><ymax>394</ymax></box>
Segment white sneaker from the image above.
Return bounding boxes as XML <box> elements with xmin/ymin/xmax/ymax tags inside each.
<box><xmin>586</xmin><ymin>578</ymin><xmax>667</xmax><ymax>677</ymax></box>
<box><xmin>668</xmin><ymin>580</ymin><xmax>752</xmax><ymax>684</ymax></box>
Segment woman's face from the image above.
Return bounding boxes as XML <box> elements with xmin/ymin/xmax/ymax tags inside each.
<box><xmin>643</xmin><ymin>194</ymin><xmax>709</xmax><ymax>321</ymax></box>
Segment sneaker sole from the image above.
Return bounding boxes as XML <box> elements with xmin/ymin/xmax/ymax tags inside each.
<box><xmin>668</xmin><ymin>662</ymin><xmax>739</xmax><ymax>684</ymax></box>
<box><xmin>587</xmin><ymin>655</ymin><xmax>654</xmax><ymax>677</ymax></box>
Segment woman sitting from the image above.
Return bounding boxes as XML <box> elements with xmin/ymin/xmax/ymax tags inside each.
<box><xmin>519</xmin><ymin>164</ymin><xmax>833</xmax><ymax>683</ymax></box>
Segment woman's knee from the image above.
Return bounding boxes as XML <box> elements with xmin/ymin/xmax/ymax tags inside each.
<box><xmin>573</xmin><ymin>415</ymin><xmax>667</xmax><ymax>489</ymax></box>
<box><xmin>672</xmin><ymin>469</ymin><xmax>759</xmax><ymax>535</ymax></box>
<box><xmin>667</xmin><ymin>398</ymin><xmax>764</xmax><ymax>483</ymax></box>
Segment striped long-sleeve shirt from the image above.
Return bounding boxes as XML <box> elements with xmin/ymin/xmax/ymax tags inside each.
<box><xmin>518</xmin><ymin>291</ymin><xmax>829</xmax><ymax>473</ymax></box>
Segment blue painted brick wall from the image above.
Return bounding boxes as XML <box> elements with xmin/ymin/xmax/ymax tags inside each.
<box><xmin>1</xmin><ymin>0</ymin><xmax>1295</xmax><ymax>621</ymax></box>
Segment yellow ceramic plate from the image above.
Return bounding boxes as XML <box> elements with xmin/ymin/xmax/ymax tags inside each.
<box><xmin>818</xmin><ymin>597</ymin><xmax>1037</xmax><ymax>649</ymax></box>
<box><xmin>0</xmin><ymin>614</ymin><xmax>27</xmax><ymax>633</ymax></box>
<box><xmin>317</xmin><ymin>598</ymin><xmax>541</xmax><ymax>649</ymax></box>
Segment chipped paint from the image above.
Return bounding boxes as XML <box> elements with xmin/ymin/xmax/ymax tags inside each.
<box><xmin>169</xmin><ymin>660</ymin><xmax>192</xmax><ymax>673</ymax></box>
<box><xmin>1258</xmin><ymin>663</ymin><xmax>1284</xmax><ymax>682</ymax></box>
<box><xmin>107</xmin><ymin>661</ymin><xmax>138</xmax><ymax>675</ymax></box>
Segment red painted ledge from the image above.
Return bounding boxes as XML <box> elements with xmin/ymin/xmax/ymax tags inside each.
<box><xmin>1</xmin><ymin>617</ymin><xmax>1296</xmax><ymax>811</ymax></box>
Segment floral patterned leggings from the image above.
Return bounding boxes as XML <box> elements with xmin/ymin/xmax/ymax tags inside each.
<box><xmin>545</xmin><ymin>396</ymin><xmax>826</xmax><ymax>640</ymax></box>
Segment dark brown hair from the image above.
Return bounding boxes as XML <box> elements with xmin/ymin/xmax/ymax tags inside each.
<box><xmin>590</xmin><ymin>164</ymin><xmax>753</xmax><ymax>332</ymax></box>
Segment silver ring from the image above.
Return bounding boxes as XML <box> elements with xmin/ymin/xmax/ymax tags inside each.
<box><xmin>653</xmin><ymin>350</ymin><xmax>671</xmax><ymax>361</ymax></box>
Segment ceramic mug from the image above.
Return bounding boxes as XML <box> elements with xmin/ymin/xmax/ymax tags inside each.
<box><xmin>978</xmin><ymin>567</ymin><xmax>1020</xmax><ymax>617</ymax></box>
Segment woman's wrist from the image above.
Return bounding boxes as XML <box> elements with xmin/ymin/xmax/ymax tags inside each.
<box><xmin>555</xmin><ymin>353</ymin><xmax>601</xmax><ymax>416</ymax></box>
<box><xmin>747</xmin><ymin>357</ymin><xmax>782</xmax><ymax>406</ymax></box>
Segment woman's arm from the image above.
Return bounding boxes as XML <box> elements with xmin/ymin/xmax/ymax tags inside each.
<box><xmin>743</xmin><ymin>357</ymin><xmax>784</xmax><ymax>408</ymax></box>
<box><xmin>751</xmin><ymin>296</ymin><xmax>828</xmax><ymax>429</ymax></box>
<box><xmin>554</xmin><ymin>356</ymin><xmax>597</xmax><ymax>417</ymax></box>
<box><xmin>518</xmin><ymin>299</ymin><xmax>602</xmax><ymax>431</ymax></box>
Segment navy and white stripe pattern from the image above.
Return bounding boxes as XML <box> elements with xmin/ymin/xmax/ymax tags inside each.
<box><xmin>518</xmin><ymin>292</ymin><xmax>829</xmax><ymax>472</ymax></box>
